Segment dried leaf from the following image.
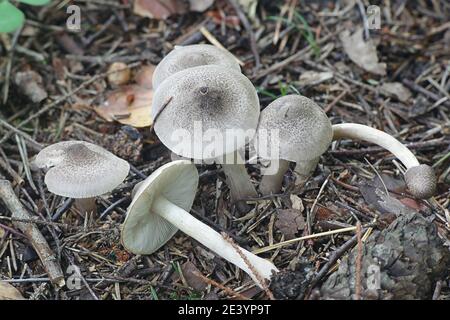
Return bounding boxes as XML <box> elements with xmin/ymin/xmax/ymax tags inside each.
<box><xmin>95</xmin><ymin>85</ymin><xmax>152</xmax><ymax>128</ymax></box>
<box><xmin>95</xmin><ymin>65</ymin><xmax>155</xmax><ymax>128</ymax></box>
<box><xmin>0</xmin><ymin>282</ymin><xmax>25</xmax><ymax>300</ymax></box>
<box><xmin>298</xmin><ymin>71</ymin><xmax>333</xmax><ymax>86</ymax></box>
<box><xmin>107</xmin><ymin>62</ymin><xmax>131</xmax><ymax>86</ymax></box>
<box><xmin>14</xmin><ymin>70</ymin><xmax>48</xmax><ymax>103</ymax></box>
<box><xmin>134</xmin><ymin>65</ymin><xmax>155</xmax><ymax>89</ymax></box>
<box><xmin>133</xmin><ymin>0</ymin><xmax>188</xmax><ymax>20</ymax></box>
<box><xmin>340</xmin><ymin>28</ymin><xmax>386</xmax><ymax>75</ymax></box>
<box><xmin>181</xmin><ymin>261</ymin><xmax>207</xmax><ymax>291</ymax></box>
<box><xmin>275</xmin><ymin>209</ymin><xmax>305</xmax><ymax>240</ymax></box>
<box><xmin>380</xmin><ymin>82</ymin><xmax>412</xmax><ymax>102</ymax></box>
<box><xmin>359</xmin><ymin>180</ymin><xmax>416</xmax><ymax>216</ymax></box>
<box><xmin>290</xmin><ymin>194</ymin><xmax>304</xmax><ymax>212</ymax></box>
<box><xmin>189</xmin><ymin>0</ymin><xmax>214</xmax><ymax>12</ymax></box>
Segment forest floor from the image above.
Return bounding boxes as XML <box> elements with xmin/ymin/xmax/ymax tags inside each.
<box><xmin>0</xmin><ymin>0</ymin><xmax>449</xmax><ymax>300</ymax></box>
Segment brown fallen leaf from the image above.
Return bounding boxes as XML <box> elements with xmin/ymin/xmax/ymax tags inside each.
<box><xmin>379</xmin><ymin>82</ymin><xmax>412</xmax><ymax>102</ymax></box>
<box><xmin>133</xmin><ymin>0</ymin><xmax>188</xmax><ymax>20</ymax></box>
<box><xmin>95</xmin><ymin>65</ymin><xmax>155</xmax><ymax>128</ymax></box>
<box><xmin>14</xmin><ymin>70</ymin><xmax>48</xmax><ymax>103</ymax></box>
<box><xmin>134</xmin><ymin>65</ymin><xmax>155</xmax><ymax>89</ymax></box>
<box><xmin>0</xmin><ymin>282</ymin><xmax>25</xmax><ymax>300</ymax></box>
<box><xmin>107</xmin><ymin>62</ymin><xmax>131</xmax><ymax>86</ymax></box>
<box><xmin>181</xmin><ymin>261</ymin><xmax>208</xmax><ymax>291</ymax></box>
<box><xmin>275</xmin><ymin>209</ymin><xmax>305</xmax><ymax>240</ymax></box>
<box><xmin>340</xmin><ymin>28</ymin><xmax>386</xmax><ymax>75</ymax></box>
<box><xmin>95</xmin><ymin>85</ymin><xmax>152</xmax><ymax>128</ymax></box>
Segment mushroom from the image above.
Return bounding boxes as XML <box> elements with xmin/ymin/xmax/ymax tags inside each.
<box><xmin>332</xmin><ymin>123</ymin><xmax>436</xmax><ymax>199</ymax></box>
<box><xmin>121</xmin><ymin>160</ymin><xmax>278</xmax><ymax>287</ymax></box>
<box><xmin>152</xmin><ymin>64</ymin><xmax>259</xmax><ymax>212</ymax></box>
<box><xmin>33</xmin><ymin>141</ymin><xmax>130</xmax><ymax>213</ymax></box>
<box><xmin>254</xmin><ymin>95</ymin><xmax>333</xmax><ymax>195</ymax></box>
<box><xmin>152</xmin><ymin>44</ymin><xmax>241</xmax><ymax>90</ymax></box>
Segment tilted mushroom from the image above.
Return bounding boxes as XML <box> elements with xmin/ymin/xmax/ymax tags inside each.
<box><xmin>152</xmin><ymin>44</ymin><xmax>241</xmax><ymax>90</ymax></box>
<box><xmin>152</xmin><ymin>64</ymin><xmax>259</xmax><ymax>212</ymax></box>
<box><xmin>121</xmin><ymin>160</ymin><xmax>278</xmax><ymax>287</ymax></box>
<box><xmin>254</xmin><ymin>95</ymin><xmax>332</xmax><ymax>195</ymax></box>
<box><xmin>33</xmin><ymin>141</ymin><xmax>130</xmax><ymax>213</ymax></box>
<box><xmin>332</xmin><ymin>123</ymin><xmax>436</xmax><ymax>199</ymax></box>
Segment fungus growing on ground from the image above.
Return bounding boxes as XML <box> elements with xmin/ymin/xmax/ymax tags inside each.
<box><xmin>33</xmin><ymin>141</ymin><xmax>130</xmax><ymax>213</ymax></box>
<box><xmin>332</xmin><ymin>123</ymin><xmax>437</xmax><ymax>199</ymax></box>
<box><xmin>152</xmin><ymin>44</ymin><xmax>241</xmax><ymax>90</ymax></box>
<box><xmin>121</xmin><ymin>160</ymin><xmax>278</xmax><ymax>287</ymax></box>
<box><xmin>152</xmin><ymin>64</ymin><xmax>260</xmax><ymax>212</ymax></box>
<box><xmin>255</xmin><ymin>95</ymin><xmax>332</xmax><ymax>195</ymax></box>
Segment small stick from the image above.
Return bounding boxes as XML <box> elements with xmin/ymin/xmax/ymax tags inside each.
<box><xmin>0</xmin><ymin>180</ymin><xmax>65</xmax><ymax>287</ymax></box>
<box><xmin>223</xmin><ymin>233</ymin><xmax>275</xmax><ymax>300</ymax></box>
<box><xmin>192</xmin><ymin>271</ymin><xmax>250</xmax><ymax>300</ymax></box>
<box><xmin>199</xmin><ymin>26</ymin><xmax>245</xmax><ymax>66</ymax></box>
<box><xmin>253</xmin><ymin>226</ymin><xmax>358</xmax><ymax>254</ymax></box>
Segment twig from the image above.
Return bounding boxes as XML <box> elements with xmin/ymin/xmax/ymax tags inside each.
<box><xmin>0</xmin><ymin>180</ymin><xmax>65</xmax><ymax>287</ymax></box>
<box><xmin>199</xmin><ymin>27</ymin><xmax>245</xmax><ymax>66</ymax></box>
<box><xmin>192</xmin><ymin>271</ymin><xmax>250</xmax><ymax>300</ymax></box>
<box><xmin>253</xmin><ymin>226</ymin><xmax>358</xmax><ymax>254</ymax></box>
<box><xmin>227</xmin><ymin>0</ymin><xmax>260</xmax><ymax>69</ymax></box>
<box><xmin>222</xmin><ymin>233</ymin><xmax>275</xmax><ymax>300</ymax></box>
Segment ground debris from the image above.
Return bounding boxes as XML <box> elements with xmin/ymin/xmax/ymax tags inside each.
<box><xmin>320</xmin><ymin>213</ymin><xmax>450</xmax><ymax>300</ymax></box>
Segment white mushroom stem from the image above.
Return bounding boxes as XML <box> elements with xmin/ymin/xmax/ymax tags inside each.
<box><xmin>152</xmin><ymin>195</ymin><xmax>278</xmax><ymax>288</ymax></box>
<box><xmin>293</xmin><ymin>157</ymin><xmax>320</xmax><ymax>187</ymax></box>
<box><xmin>220</xmin><ymin>151</ymin><xmax>258</xmax><ymax>212</ymax></box>
<box><xmin>259</xmin><ymin>159</ymin><xmax>290</xmax><ymax>195</ymax></box>
<box><xmin>332</xmin><ymin>123</ymin><xmax>420</xmax><ymax>169</ymax></box>
<box><xmin>74</xmin><ymin>198</ymin><xmax>97</xmax><ymax>215</ymax></box>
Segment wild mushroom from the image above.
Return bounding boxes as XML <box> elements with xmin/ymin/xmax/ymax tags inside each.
<box><xmin>152</xmin><ymin>44</ymin><xmax>241</xmax><ymax>90</ymax></box>
<box><xmin>152</xmin><ymin>64</ymin><xmax>259</xmax><ymax>212</ymax></box>
<box><xmin>33</xmin><ymin>141</ymin><xmax>130</xmax><ymax>213</ymax></box>
<box><xmin>332</xmin><ymin>123</ymin><xmax>436</xmax><ymax>199</ymax></box>
<box><xmin>254</xmin><ymin>95</ymin><xmax>333</xmax><ymax>195</ymax></box>
<box><xmin>121</xmin><ymin>160</ymin><xmax>278</xmax><ymax>287</ymax></box>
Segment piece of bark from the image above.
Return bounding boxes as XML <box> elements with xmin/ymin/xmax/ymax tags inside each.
<box><xmin>0</xmin><ymin>180</ymin><xmax>65</xmax><ymax>288</ymax></box>
<box><xmin>320</xmin><ymin>213</ymin><xmax>450</xmax><ymax>300</ymax></box>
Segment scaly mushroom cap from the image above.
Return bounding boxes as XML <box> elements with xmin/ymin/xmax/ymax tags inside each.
<box><xmin>255</xmin><ymin>95</ymin><xmax>332</xmax><ymax>162</ymax></box>
<box><xmin>121</xmin><ymin>160</ymin><xmax>198</xmax><ymax>254</ymax></box>
<box><xmin>404</xmin><ymin>164</ymin><xmax>437</xmax><ymax>199</ymax></box>
<box><xmin>152</xmin><ymin>44</ymin><xmax>241</xmax><ymax>89</ymax></box>
<box><xmin>34</xmin><ymin>141</ymin><xmax>130</xmax><ymax>198</ymax></box>
<box><xmin>152</xmin><ymin>65</ymin><xmax>260</xmax><ymax>160</ymax></box>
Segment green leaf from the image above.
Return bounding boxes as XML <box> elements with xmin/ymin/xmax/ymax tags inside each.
<box><xmin>0</xmin><ymin>1</ymin><xmax>25</xmax><ymax>33</ymax></box>
<box><xmin>17</xmin><ymin>0</ymin><xmax>50</xmax><ymax>5</ymax></box>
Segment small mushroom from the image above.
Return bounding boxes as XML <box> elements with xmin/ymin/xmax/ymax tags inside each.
<box><xmin>152</xmin><ymin>44</ymin><xmax>241</xmax><ymax>90</ymax></box>
<box><xmin>332</xmin><ymin>123</ymin><xmax>437</xmax><ymax>199</ymax></box>
<box><xmin>121</xmin><ymin>160</ymin><xmax>278</xmax><ymax>287</ymax></box>
<box><xmin>33</xmin><ymin>141</ymin><xmax>130</xmax><ymax>213</ymax></box>
<box><xmin>255</xmin><ymin>95</ymin><xmax>332</xmax><ymax>195</ymax></box>
<box><xmin>152</xmin><ymin>65</ymin><xmax>259</xmax><ymax>212</ymax></box>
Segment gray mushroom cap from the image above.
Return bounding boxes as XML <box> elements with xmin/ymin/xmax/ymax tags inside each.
<box><xmin>152</xmin><ymin>44</ymin><xmax>241</xmax><ymax>90</ymax></box>
<box><xmin>255</xmin><ymin>95</ymin><xmax>332</xmax><ymax>162</ymax></box>
<box><xmin>152</xmin><ymin>65</ymin><xmax>260</xmax><ymax>160</ymax></box>
<box><xmin>34</xmin><ymin>141</ymin><xmax>130</xmax><ymax>198</ymax></box>
<box><xmin>404</xmin><ymin>164</ymin><xmax>437</xmax><ymax>199</ymax></box>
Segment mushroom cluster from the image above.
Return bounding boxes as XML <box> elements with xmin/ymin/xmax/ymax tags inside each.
<box><xmin>116</xmin><ymin>44</ymin><xmax>437</xmax><ymax>290</ymax></box>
